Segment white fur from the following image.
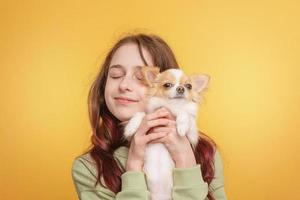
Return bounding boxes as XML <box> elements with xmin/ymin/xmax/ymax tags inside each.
<box><xmin>124</xmin><ymin>98</ymin><xmax>199</xmax><ymax>200</ymax></box>
<box><xmin>123</xmin><ymin>69</ymin><xmax>202</xmax><ymax>200</ymax></box>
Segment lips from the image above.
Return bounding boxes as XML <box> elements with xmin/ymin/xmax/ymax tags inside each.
<box><xmin>114</xmin><ymin>96</ymin><xmax>138</xmax><ymax>102</ymax></box>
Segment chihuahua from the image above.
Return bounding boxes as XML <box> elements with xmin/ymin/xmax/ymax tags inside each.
<box><xmin>123</xmin><ymin>66</ymin><xmax>210</xmax><ymax>200</ymax></box>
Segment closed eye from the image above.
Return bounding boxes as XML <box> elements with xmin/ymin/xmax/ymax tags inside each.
<box><xmin>109</xmin><ymin>68</ymin><xmax>125</xmax><ymax>79</ymax></box>
<box><xmin>109</xmin><ymin>73</ymin><xmax>124</xmax><ymax>79</ymax></box>
<box><xmin>111</xmin><ymin>76</ymin><xmax>122</xmax><ymax>79</ymax></box>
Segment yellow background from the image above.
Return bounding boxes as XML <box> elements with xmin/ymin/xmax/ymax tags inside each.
<box><xmin>1</xmin><ymin>0</ymin><xmax>299</xmax><ymax>199</ymax></box>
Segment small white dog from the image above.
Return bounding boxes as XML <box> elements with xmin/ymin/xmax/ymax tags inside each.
<box><xmin>123</xmin><ymin>66</ymin><xmax>210</xmax><ymax>200</ymax></box>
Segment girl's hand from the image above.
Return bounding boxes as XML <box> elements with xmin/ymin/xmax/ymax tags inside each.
<box><xmin>126</xmin><ymin>108</ymin><xmax>172</xmax><ymax>172</ymax></box>
<box><xmin>148</xmin><ymin>107</ymin><xmax>197</xmax><ymax>168</ymax></box>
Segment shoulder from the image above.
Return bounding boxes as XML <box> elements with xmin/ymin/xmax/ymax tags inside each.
<box><xmin>210</xmin><ymin>147</ymin><xmax>226</xmax><ymax>191</ymax></box>
<box><xmin>71</xmin><ymin>152</ymin><xmax>110</xmax><ymax>192</ymax></box>
<box><xmin>71</xmin><ymin>153</ymin><xmax>117</xmax><ymax>198</ymax></box>
<box><xmin>73</xmin><ymin>152</ymin><xmax>96</xmax><ymax>165</ymax></box>
<box><xmin>71</xmin><ymin>146</ymin><xmax>129</xmax><ymax>186</ymax></box>
<box><xmin>213</xmin><ymin>148</ymin><xmax>224</xmax><ymax>171</ymax></box>
<box><xmin>71</xmin><ymin>152</ymin><xmax>98</xmax><ymax>182</ymax></box>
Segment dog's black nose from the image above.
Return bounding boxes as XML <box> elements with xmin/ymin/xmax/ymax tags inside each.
<box><xmin>176</xmin><ymin>86</ymin><xmax>185</xmax><ymax>94</ymax></box>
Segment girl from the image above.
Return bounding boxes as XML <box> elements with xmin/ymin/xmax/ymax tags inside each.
<box><xmin>71</xmin><ymin>33</ymin><xmax>227</xmax><ymax>200</ymax></box>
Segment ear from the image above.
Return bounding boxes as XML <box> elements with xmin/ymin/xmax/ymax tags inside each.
<box><xmin>190</xmin><ymin>74</ymin><xmax>210</xmax><ymax>93</ymax></box>
<box><xmin>141</xmin><ymin>66</ymin><xmax>160</xmax><ymax>87</ymax></box>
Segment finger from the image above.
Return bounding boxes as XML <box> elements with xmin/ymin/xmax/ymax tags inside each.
<box><xmin>145</xmin><ymin>132</ymin><xmax>168</xmax><ymax>143</ymax></box>
<box><xmin>137</xmin><ymin>118</ymin><xmax>170</xmax><ymax>136</ymax></box>
<box><xmin>148</xmin><ymin>127</ymin><xmax>170</xmax><ymax>133</ymax></box>
<box><xmin>156</xmin><ymin>107</ymin><xmax>176</xmax><ymax>120</ymax></box>
<box><xmin>164</xmin><ymin>120</ymin><xmax>176</xmax><ymax>128</ymax></box>
<box><xmin>147</xmin><ymin>118</ymin><xmax>171</xmax><ymax>128</ymax></box>
<box><xmin>148</xmin><ymin>137</ymin><xmax>165</xmax><ymax>144</ymax></box>
<box><xmin>145</xmin><ymin>109</ymin><xmax>170</xmax><ymax>121</ymax></box>
<box><xmin>164</xmin><ymin>112</ymin><xmax>176</xmax><ymax>120</ymax></box>
<box><xmin>157</xmin><ymin>107</ymin><xmax>171</xmax><ymax>113</ymax></box>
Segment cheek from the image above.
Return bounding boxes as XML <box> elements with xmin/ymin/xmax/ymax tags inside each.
<box><xmin>137</xmin><ymin>87</ymin><xmax>148</xmax><ymax>102</ymax></box>
<box><xmin>136</xmin><ymin>87</ymin><xmax>150</xmax><ymax>108</ymax></box>
<box><xmin>105</xmin><ymin>78</ymin><xmax>118</xmax><ymax>92</ymax></box>
<box><xmin>164</xmin><ymin>88</ymin><xmax>174</xmax><ymax>97</ymax></box>
<box><xmin>104</xmin><ymin>80</ymin><xmax>115</xmax><ymax>100</ymax></box>
<box><xmin>104</xmin><ymin>82</ymin><xmax>109</xmax><ymax>96</ymax></box>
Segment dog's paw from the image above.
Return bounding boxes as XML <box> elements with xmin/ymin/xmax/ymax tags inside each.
<box><xmin>176</xmin><ymin>113</ymin><xmax>189</xmax><ymax>136</ymax></box>
<box><xmin>187</xmin><ymin>117</ymin><xmax>199</xmax><ymax>148</ymax></box>
<box><xmin>124</xmin><ymin>112</ymin><xmax>146</xmax><ymax>139</ymax></box>
<box><xmin>187</xmin><ymin>131</ymin><xmax>199</xmax><ymax>148</ymax></box>
<box><xmin>176</xmin><ymin>123</ymin><xmax>189</xmax><ymax>136</ymax></box>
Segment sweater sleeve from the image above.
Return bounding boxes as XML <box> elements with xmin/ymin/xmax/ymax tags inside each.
<box><xmin>71</xmin><ymin>158</ymin><xmax>151</xmax><ymax>200</ymax></box>
<box><xmin>172</xmin><ymin>149</ymin><xmax>227</xmax><ymax>200</ymax></box>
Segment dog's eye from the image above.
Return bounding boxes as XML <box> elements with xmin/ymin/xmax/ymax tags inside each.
<box><xmin>185</xmin><ymin>83</ymin><xmax>192</xmax><ymax>90</ymax></box>
<box><xmin>163</xmin><ymin>83</ymin><xmax>173</xmax><ymax>88</ymax></box>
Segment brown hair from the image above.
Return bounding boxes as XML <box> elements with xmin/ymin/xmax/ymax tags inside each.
<box><xmin>82</xmin><ymin>33</ymin><xmax>217</xmax><ymax>200</ymax></box>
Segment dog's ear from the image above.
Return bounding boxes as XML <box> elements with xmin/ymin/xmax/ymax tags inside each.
<box><xmin>140</xmin><ymin>66</ymin><xmax>160</xmax><ymax>87</ymax></box>
<box><xmin>190</xmin><ymin>74</ymin><xmax>210</xmax><ymax>93</ymax></box>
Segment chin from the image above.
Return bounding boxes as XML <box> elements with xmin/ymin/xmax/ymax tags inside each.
<box><xmin>117</xmin><ymin>111</ymin><xmax>140</xmax><ymax>122</ymax></box>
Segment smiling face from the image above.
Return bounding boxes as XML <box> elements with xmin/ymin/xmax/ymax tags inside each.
<box><xmin>104</xmin><ymin>42</ymin><xmax>154</xmax><ymax>122</ymax></box>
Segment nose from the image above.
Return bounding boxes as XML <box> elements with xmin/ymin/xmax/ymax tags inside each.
<box><xmin>119</xmin><ymin>76</ymin><xmax>133</xmax><ymax>91</ymax></box>
<box><xmin>176</xmin><ymin>86</ymin><xmax>185</xmax><ymax>94</ymax></box>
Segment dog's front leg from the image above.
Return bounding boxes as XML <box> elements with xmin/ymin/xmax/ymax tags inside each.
<box><xmin>186</xmin><ymin>115</ymin><xmax>199</xmax><ymax>149</ymax></box>
<box><xmin>124</xmin><ymin>112</ymin><xmax>146</xmax><ymax>141</ymax></box>
<box><xmin>176</xmin><ymin>112</ymin><xmax>189</xmax><ymax>137</ymax></box>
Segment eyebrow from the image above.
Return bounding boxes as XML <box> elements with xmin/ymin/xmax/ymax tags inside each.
<box><xmin>109</xmin><ymin>64</ymin><xmax>143</xmax><ymax>70</ymax></box>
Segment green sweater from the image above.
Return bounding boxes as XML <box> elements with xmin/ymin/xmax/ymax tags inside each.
<box><xmin>71</xmin><ymin>146</ymin><xmax>227</xmax><ymax>200</ymax></box>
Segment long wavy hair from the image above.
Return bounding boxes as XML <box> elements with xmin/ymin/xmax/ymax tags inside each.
<box><xmin>81</xmin><ymin>33</ymin><xmax>217</xmax><ymax>200</ymax></box>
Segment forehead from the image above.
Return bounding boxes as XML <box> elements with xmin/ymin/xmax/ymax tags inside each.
<box><xmin>109</xmin><ymin>43</ymin><xmax>154</xmax><ymax>71</ymax></box>
<box><xmin>159</xmin><ymin>69</ymin><xmax>189</xmax><ymax>83</ymax></box>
